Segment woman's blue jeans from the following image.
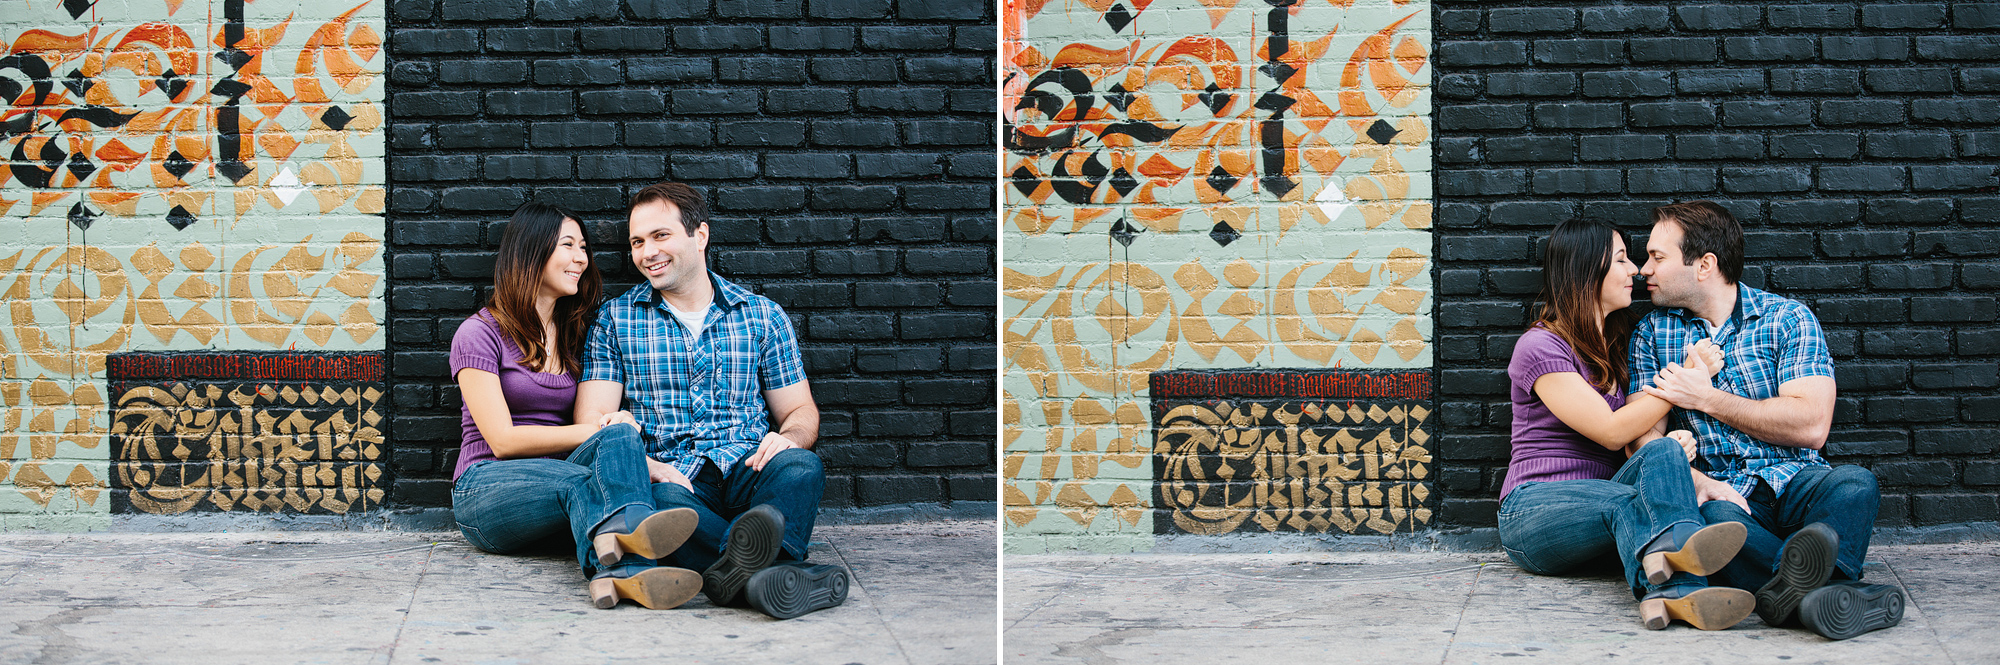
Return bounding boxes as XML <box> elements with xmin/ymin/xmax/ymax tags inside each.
<box><xmin>451</xmin><ymin>423</ymin><xmax>654</xmax><ymax>578</ymax></box>
<box><xmin>1498</xmin><ymin>438</ymin><xmax>1708</xmax><ymax>598</ymax></box>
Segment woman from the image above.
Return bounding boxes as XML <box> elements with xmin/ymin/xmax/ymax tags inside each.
<box><xmin>1498</xmin><ymin>218</ymin><xmax>1752</xmax><ymax>630</ymax></box>
<box><xmin>450</xmin><ymin>202</ymin><xmax>699</xmax><ymax>609</ymax></box>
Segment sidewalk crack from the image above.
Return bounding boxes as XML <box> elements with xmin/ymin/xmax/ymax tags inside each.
<box><xmin>379</xmin><ymin>541</ymin><xmax>437</xmax><ymax>665</ymax></box>
<box><xmin>1884</xmin><ymin>559</ymin><xmax>1958</xmax><ymax>665</ymax></box>
<box><xmin>1437</xmin><ymin>561</ymin><xmax>1486</xmax><ymax>665</ymax></box>
<box><xmin>828</xmin><ymin>538</ymin><xmax>917</xmax><ymax>665</ymax></box>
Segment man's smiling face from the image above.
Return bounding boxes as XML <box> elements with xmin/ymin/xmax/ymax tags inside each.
<box><xmin>628</xmin><ymin>199</ymin><xmax>708</xmax><ymax>296</ymax></box>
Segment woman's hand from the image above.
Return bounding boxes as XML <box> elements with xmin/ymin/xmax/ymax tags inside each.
<box><xmin>646</xmin><ymin>458</ymin><xmax>694</xmax><ymax>491</ymax></box>
<box><xmin>1645</xmin><ymin>361</ymin><xmax>1717</xmax><ymax>411</ymax></box>
<box><xmin>599</xmin><ymin>410</ymin><xmax>637</xmax><ymax>428</ymax></box>
<box><xmin>1667</xmin><ymin>429</ymin><xmax>1699</xmax><ymax>462</ymax></box>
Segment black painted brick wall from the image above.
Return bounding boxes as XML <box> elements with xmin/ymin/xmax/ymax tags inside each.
<box><xmin>385</xmin><ymin>0</ymin><xmax>997</xmax><ymax>509</ymax></box>
<box><xmin>1435</xmin><ymin>1</ymin><xmax>2000</xmax><ymax>528</ymax></box>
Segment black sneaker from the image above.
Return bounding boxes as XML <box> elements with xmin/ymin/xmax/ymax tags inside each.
<box><xmin>703</xmin><ymin>504</ymin><xmax>785</xmax><ymax>607</ymax></box>
<box><xmin>1798</xmin><ymin>581</ymin><xmax>1905</xmax><ymax>640</ymax></box>
<box><xmin>1755</xmin><ymin>522</ymin><xmax>1838</xmax><ymax>627</ymax></box>
<box><xmin>746</xmin><ymin>563</ymin><xmax>850</xmax><ymax>619</ymax></box>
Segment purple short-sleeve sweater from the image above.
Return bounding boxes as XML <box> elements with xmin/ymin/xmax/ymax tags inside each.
<box><xmin>449</xmin><ymin>312</ymin><xmax>576</xmax><ymax>479</ymax></box>
<box><xmin>1502</xmin><ymin>326</ymin><xmax>1627</xmax><ymax>499</ymax></box>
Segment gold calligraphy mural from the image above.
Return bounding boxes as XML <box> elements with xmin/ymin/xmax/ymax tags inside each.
<box><xmin>2</xmin><ymin>0</ymin><xmax>385</xmax><ymax>527</ymax></box>
<box><xmin>110</xmin><ymin>377</ymin><xmax>385</xmax><ymax>514</ymax></box>
<box><xmin>1003</xmin><ymin>0</ymin><xmax>1433</xmax><ymax>551</ymax></box>
<box><xmin>1155</xmin><ymin>397</ymin><xmax>1431</xmax><ymax>535</ymax></box>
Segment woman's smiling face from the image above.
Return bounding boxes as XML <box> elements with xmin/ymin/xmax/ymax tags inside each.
<box><xmin>540</xmin><ymin>217</ymin><xmax>589</xmax><ymax>300</ymax></box>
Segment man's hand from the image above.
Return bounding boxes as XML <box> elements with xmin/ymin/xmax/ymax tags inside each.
<box><xmin>647</xmin><ymin>458</ymin><xmax>693</xmax><ymax>491</ymax></box>
<box><xmin>1666</xmin><ymin>429</ymin><xmax>1699</xmax><ymax>462</ymax></box>
<box><xmin>599</xmin><ymin>410</ymin><xmax>637</xmax><ymax>428</ymax></box>
<box><xmin>1692</xmin><ymin>473</ymin><xmax>1751</xmax><ymax>513</ymax></box>
<box><xmin>1643</xmin><ymin>362</ymin><xmax>1717</xmax><ymax>412</ymax></box>
<box><xmin>1684</xmin><ymin>339</ymin><xmax>1725</xmax><ymax>379</ymax></box>
<box><xmin>745</xmin><ymin>431</ymin><xmax>801</xmax><ymax>472</ymax></box>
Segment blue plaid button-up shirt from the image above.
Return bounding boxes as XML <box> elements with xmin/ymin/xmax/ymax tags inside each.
<box><xmin>1629</xmin><ymin>284</ymin><xmax>1835</xmax><ymax>499</ymax></box>
<box><xmin>583</xmin><ymin>272</ymin><xmax>807</xmax><ymax>477</ymax></box>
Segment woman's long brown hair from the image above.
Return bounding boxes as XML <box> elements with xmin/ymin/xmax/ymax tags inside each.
<box><xmin>487</xmin><ymin>202</ymin><xmax>601</xmax><ymax>375</ymax></box>
<box><xmin>1534</xmin><ymin>218</ymin><xmax>1638</xmax><ymax>394</ymax></box>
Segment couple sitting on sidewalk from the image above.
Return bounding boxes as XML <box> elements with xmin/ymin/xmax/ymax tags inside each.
<box><xmin>446</xmin><ymin>182</ymin><xmax>847</xmax><ymax>618</ymax></box>
<box><xmin>1501</xmin><ymin>202</ymin><xmax>1901</xmax><ymax>640</ymax></box>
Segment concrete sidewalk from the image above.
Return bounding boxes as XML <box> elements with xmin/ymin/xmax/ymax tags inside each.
<box><xmin>1005</xmin><ymin>540</ymin><xmax>2000</xmax><ymax>664</ymax></box>
<box><xmin>0</xmin><ymin>520</ymin><xmax>996</xmax><ymax>665</ymax></box>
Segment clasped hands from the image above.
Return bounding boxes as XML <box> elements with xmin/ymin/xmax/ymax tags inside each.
<box><xmin>598</xmin><ymin>408</ymin><xmax>803</xmax><ymax>492</ymax></box>
<box><xmin>1641</xmin><ymin>338</ymin><xmax>1726</xmax><ymax>412</ymax></box>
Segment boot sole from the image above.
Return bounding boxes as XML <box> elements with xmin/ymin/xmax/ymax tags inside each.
<box><xmin>594</xmin><ymin>508</ymin><xmax>700</xmax><ymax>567</ymax></box>
<box><xmin>1799</xmin><ymin>583</ymin><xmax>1904</xmax><ymax>640</ymax></box>
<box><xmin>1640</xmin><ymin>587</ymin><xmax>1755</xmax><ymax>631</ymax></box>
<box><xmin>589</xmin><ymin>567</ymin><xmax>701</xmax><ymax>610</ymax></box>
<box><xmin>1756</xmin><ymin>523</ymin><xmax>1838</xmax><ymax>627</ymax></box>
<box><xmin>703</xmin><ymin>505</ymin><xmax>785</xmax><ymax>606</ymax></box>
<box><xmin>746</xmin><ymin>564</ymin><xmax>850</xmax><ymax>620</ymax></box>
<box><xmin>1643</xmin><ymin>522</ymin><xmax>1748</xmax><ymax>585</ymax></box>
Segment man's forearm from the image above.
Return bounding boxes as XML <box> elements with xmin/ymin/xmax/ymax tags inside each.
<box><xmin>774</xmin><ymin>405</ymin><xmax>819</xmax><ymax>450</ymax></box>
<box><xmin>1695</xmin><ymin>390</ymin><xmax>1829</xmax><ymax>449</ymax></box>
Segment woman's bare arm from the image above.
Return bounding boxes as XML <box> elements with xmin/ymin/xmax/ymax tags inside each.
<box><xmin>459</xmin><ymin>368</ymin><xmax>600</xmax><ymax>459</ymax></box>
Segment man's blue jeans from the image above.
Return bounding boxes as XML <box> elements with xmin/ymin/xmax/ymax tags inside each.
<box><xmin>451</xmin><ymin>423</ymin><xmax>654</xmax><ymax>577</ymax></box>
<box><xmin>650</xmin><ymin>448</ymin><xmax>825</xmax><ymax>572</ymax></box>
<box><xmin>1699</xmin><ymin>465</ymin><xmax>1878</xmax><ymax>592</ymax></box>
<box><xmin>1498</xmin><ymin>438</ymin><xmax>1708</xmax><ymax>598</ymax></box>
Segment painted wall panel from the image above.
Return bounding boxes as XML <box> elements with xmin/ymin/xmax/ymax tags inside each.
<box><xmin>1</xmin><ymin>0</ymin><xmax>385</xmax><ymax>528</ymax></box>
<box><xmin>1003</xmin><ymin>0</ymin><xmax>1434</xmax><ymax>552</ymax></box>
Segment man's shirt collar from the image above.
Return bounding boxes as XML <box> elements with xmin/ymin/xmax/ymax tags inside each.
<box><xmin>634</xmin><ymin>270</ymin><xmax>750</xmax><ymax>312</ymax></box>
<box><xmin>1662</xmin><ymin>282</ymin><xmax>1771</xmax><ymax>328</ymax></box>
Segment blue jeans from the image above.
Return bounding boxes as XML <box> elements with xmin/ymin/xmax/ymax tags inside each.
<box><xmin>451</xmin><ymin>423</ymin><xmax>655</xmax><ymax>578</ymax></box>
<box><xmin>649</xmin><ymin>448</ymin><xmax>824</xmax><ymax>572</ymax></box>
<box><xmin>1498</xmin><ymin>438</ymin><xmax>1708</xmax><ymax>598</ymax></box>
<box><xmin>1699</xmin><ymin>464</ymin><xmax>1878</xmax><ymax>592</ymax></box>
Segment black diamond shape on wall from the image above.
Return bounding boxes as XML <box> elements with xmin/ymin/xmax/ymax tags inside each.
<box><xmin>62</xmin><ymin>0</ymin><xmax>95</xmax><ymax>19</ymax></box>
<box><xmin>157</xmin><ymin>69</ymin><xmax>187</xmax><ymax>100</ymax></box>
<box><xmin>1010</xmin><ymin>165</ymin><xmax>1041</xmax><ymax>198</ymax></box>
<box><xmin>1108</xmin><ymin>168</ymin><xmax>1139</xmax><ymax>196</ymax></box>
<box><xmin>63</xmin><ymin>70</ymin><xmax>93</xmax><ymax>97</ymax></box>
<box><xmin>66</xmin><ymin>152</ymin><xmax>96</xmax><ymax>181</ymax></box>
<box><xmin>217</xmin><ymin>159</ymin><xmax>252</xmax><ymax>184</ymax></box>
<box><xmin>67</xmin><ymin>202</ymin><xmax>96</xmax><ymax>231</ymax></box>
<box><xmin>216</xmin><ymin>48</ymin><xmax>252</xmax><ymax>70</ymax></box>
<box><xmin>1199</xmin><ymin>83</ymin><xmax>1232</xmax><ymax>115</ymax></box>
<box><xmin>1260</xmin><ymin>61</ymin><xmax>1297</xmax><ymax>84</ymax></box>
<box><xmin>1110</xmin><ymin>218</ymin><xmax>1139</xmax><ymax>247</ymax></box>
<box><xmin>1104</xmin><ymin>3</ymin><xmax>1134</xmax><ymax>32</ymax></box>
<box><xmin>162</xmin><ymin>150</ymin><xmax>194</xmax><ymax>180</ymax></box>
<box><xmin>1366</xmin><ymin>119</ymin><xmax>1400</xmax><ymax>144</ymax></box>
<box><xmin>1206</xmin><ymin>165</ymin><xmax>1239</xmax><ymax>194</ymax></box>
<box><xmin>166</xmin><ymin>205</ymin><xmax>197</xmax><ymax>231</ymax></box>
<box><xmin>1209</xmin><ymin>221</ymin><xmax>1240</xmax><ymax>247</ymax></box>
<box><xmin>209</xmin><ymin>78</ymin><xmax>251</xmax><ymax>99</ymax></box>
<box><xmin>321</xmin><ymin>106</ymin><xmax>353</xmax><ymax>131</ymax></box>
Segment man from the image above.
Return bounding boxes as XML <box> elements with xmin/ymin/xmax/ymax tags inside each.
<box><xmin>1632</xmin><ymin>201</ymin><xmax>1901</xmax><ymax>640</ymax></box>
<box><xmin>576</xmin><ymin>182</ymin><xmax>847</xmax><ymax>620</ymax></box>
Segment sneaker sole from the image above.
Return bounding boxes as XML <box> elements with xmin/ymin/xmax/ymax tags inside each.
<box><xmin>1756</xmin><ymin>523</ymin><xmax>1838</xmax><ymax>627</ymax></box>
<box><xmin>1643</xmin><ymin>522</ymin><xmax>1748</xmax><ymax>585</ymax></box>
<box><xmin>1640</xmin><ymin>587</ymin><xmax>1755</xmax><ymax>631</ymax></box>
<box><xmin>1799</xmin><ymin>583</ymin><xmax>1904</xmax><ymax>640</ymax></box>
<box><xmin>589</xmin><ymin>567</ymin><xmax>701</xmax><ymax>610</ymax></box>
<box><xmin>703</xmin><ymin>505</ymin><xmax>785</xmax><ymax>606</ymax></box>
<box><xmin>746</xmin><ymin>564</ymin><xmax>850</xmax><ymax>620</ymax></box>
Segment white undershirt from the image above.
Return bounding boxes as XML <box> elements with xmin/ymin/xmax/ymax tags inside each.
<box><xmin>667</xmin><ymin>301</ymin><xmax>708</xmax><ymax>344</ymax></box>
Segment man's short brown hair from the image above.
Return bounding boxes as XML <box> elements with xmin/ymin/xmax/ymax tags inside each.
<box><xmin>629</xmin><ymin>182</ymin><xmax>707</xmax><ymax>235</ymax></box>
<box><xmin>1652</xmin><ymin>200</ymin><xmax>1744</xmax><ymax>285</ymax></box>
